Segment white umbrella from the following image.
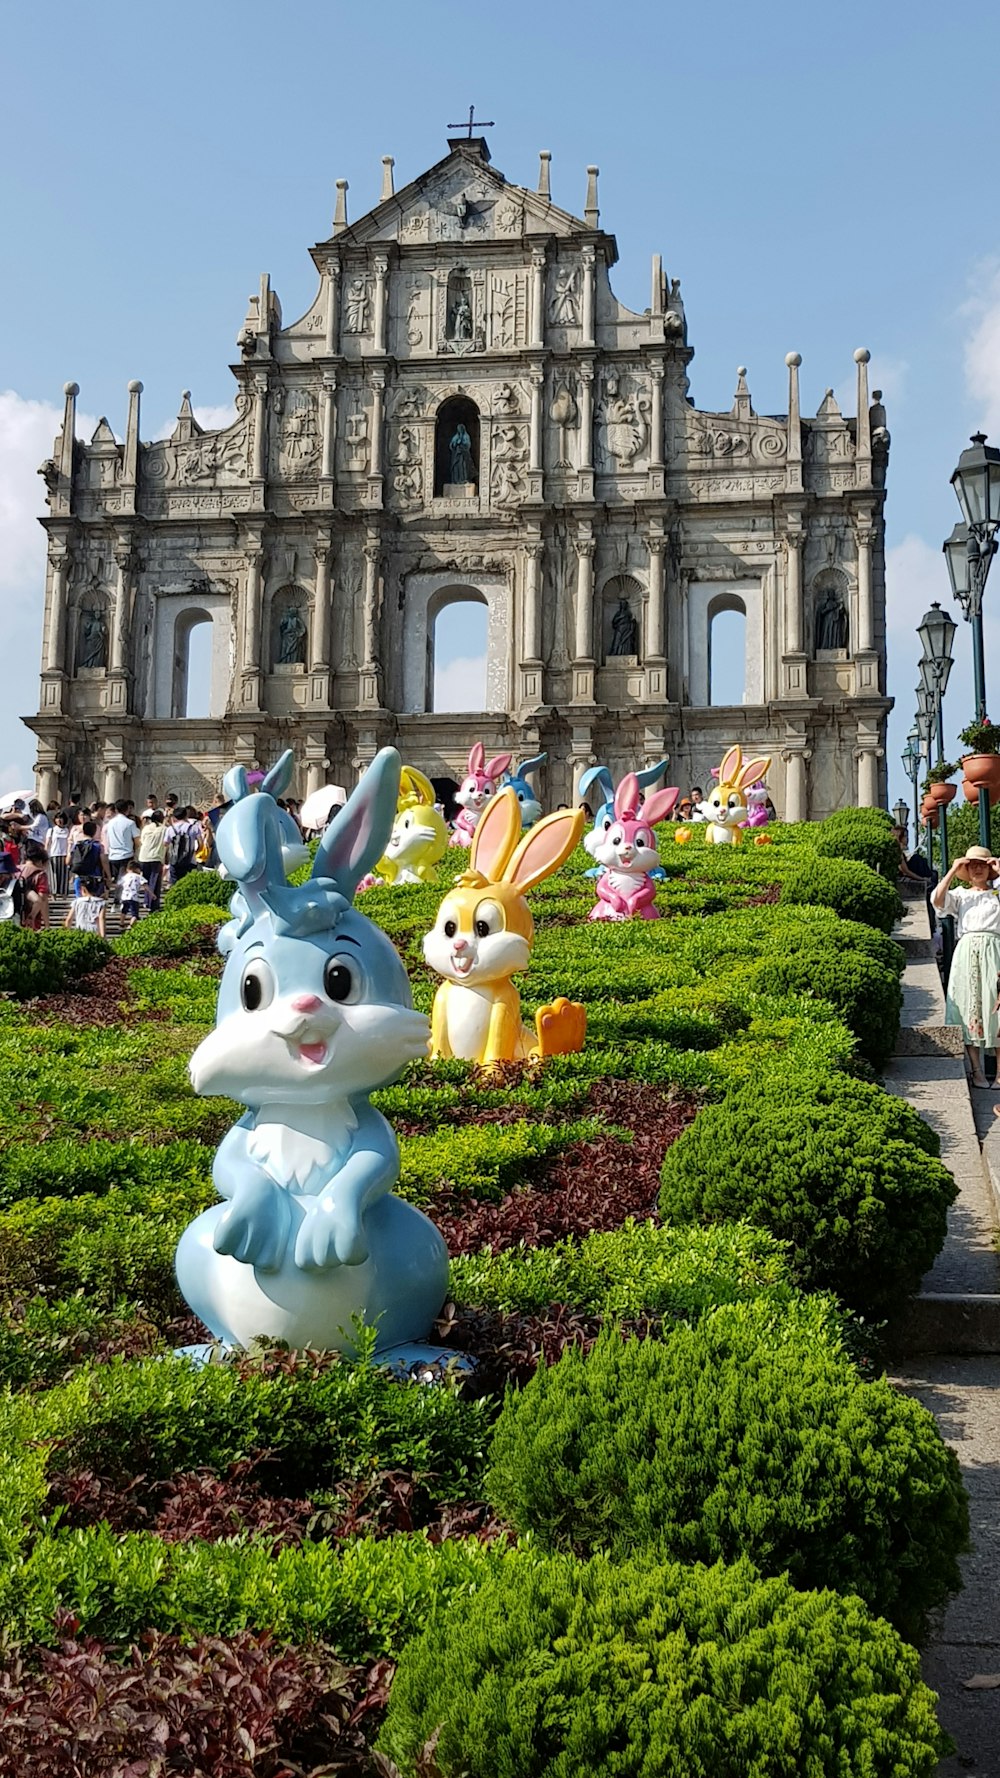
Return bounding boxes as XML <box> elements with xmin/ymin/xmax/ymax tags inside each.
<box><xmin>299</xmin><ymin>784</ymin><xmax>347</xmax><ymax>832</ymax></box>
<box><xmin>0</xmin><ymin>791</ymin><xmax>33</xmax><ymax>814</ymax></box>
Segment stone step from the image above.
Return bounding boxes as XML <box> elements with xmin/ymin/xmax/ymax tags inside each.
<box><xmin>895</xmin><ymin>1023</ymin><xmax>965</xmax><ymax>1056</ymax></box>
<box><xmin>898</xmin><ymin>932</ymin><xmax>936</xmax><ymax>958</ymax></box>
<box><xmin>885</xmin><ymin>1293</ymin><xmax>1000</xmax><ymax>1356</ymax></box>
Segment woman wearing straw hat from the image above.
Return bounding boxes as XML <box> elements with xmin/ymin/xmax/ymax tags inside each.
<box><xmin>932</xmin><ymin>847</ymin><xmax>1000</xmax><ymax>1089</ymax></box>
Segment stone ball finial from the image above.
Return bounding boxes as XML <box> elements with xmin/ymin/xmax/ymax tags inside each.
<box><xmin>64</xmin><ymin>381</ymin><xmax>79</xmax><ymax>397</ymax></box>
<box><xmin>853</xmin><ymin>347</ymin><xmax>871</xmax><ymax>364</ymax></box>
<box><xmin>785</xmin><ymin>351</ymin><xmax>802</xmax><ymax>368</ymax></box>
<box><xmin>872</xmin><ymin>389</ymin><xmax>883</xmax><ymax>401</ymax></box>
<box><xmin>128</xmin><ymin>379</ymin><xmax>143</xmax><ymax>395</ymax></box>
<box><xmin>182</xmin><ymin>389</ymin><xmax>191</xmax><ymax>401</ymax></box>
<box><xmin>737</xmin><ymin>366</ymin><xmax>747</xmax><ymax>378</ymax></box>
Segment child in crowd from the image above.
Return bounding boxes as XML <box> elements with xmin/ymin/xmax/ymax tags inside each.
<box><xmin>63</xmin><ymin>875</ymin><xmax>106</xmax><ymax>937</ymax></box>
<box><xmin>117</xmin><ymin>863</ymin><xmax>146</xmax><ymax>927</ymax></box>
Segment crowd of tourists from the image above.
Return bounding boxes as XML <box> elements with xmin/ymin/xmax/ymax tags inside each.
<box><xmin>0</xmin><ymin>789</ymin><xmax>306</xmax><ymax>936</ymax></box>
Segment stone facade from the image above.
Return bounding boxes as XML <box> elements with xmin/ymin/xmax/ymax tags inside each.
<box><xmin>28</xmin><ymin>137</ymin><xmax>891</xmax><ymax>814</ymax></box>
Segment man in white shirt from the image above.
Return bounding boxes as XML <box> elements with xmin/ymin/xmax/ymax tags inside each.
<box><xmin>104</xmin><ymin>798</ymin><xmax>140</xmax><ymax>881</ymax></box>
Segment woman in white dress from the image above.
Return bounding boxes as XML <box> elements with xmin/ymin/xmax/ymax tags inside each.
<box><xmin>932</xmin><ymin>846</ymin><xmax>1000</xmax><ymax>1089</ymax></box>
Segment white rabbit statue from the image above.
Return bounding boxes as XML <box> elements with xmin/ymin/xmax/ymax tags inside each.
<box><xmin>174</xmin><ymin>747</ymin><xmax>448</xmax><ymax>1356</ymax></box>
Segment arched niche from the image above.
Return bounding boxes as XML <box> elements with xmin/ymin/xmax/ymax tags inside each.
<box><xmin>434</xmin><ymin>395</ymin><xmax>480</xmax><ymax>496</ymax></box>
<box><xmin>402</xmin><ymin>572</ymin><xmax>510</xmax><ymax>714</ymax></box>
<box><xmin>171</xmin><ymin>608</ymin><xmax>213</xmax><ymax>717</ymax></box>
<box><xmin>73</xmin><ymin>598</ymin><xmax>110</xmax><ymax>673</ymax></box>
<box><xmin>445</xmin><ymin>270</ymin><xmax>474</xmax><ymax>341</ymax></box>
<box><xmin>811</xmin><ymin>569</ymin><xmax>850</xmax><ymax>654</ymax></box>
<box><xmin>601</xmin><ymin>573</ymin><xmax>644</xmax><ymax>663</ymax></box>
<box><xmin>270</xmin><ymin>584</ymin><xmax>309</xmax><ymax>670</ymax></box>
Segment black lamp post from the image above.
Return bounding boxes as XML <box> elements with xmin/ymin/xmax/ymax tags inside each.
<box><xmin>916</xmin><ymin>697</ymin><xmax>934</xmax><ymax>862</ymax></box>
<box><xmin>902</xmin><ymin>729</ymin><xmax>921</xmax><ymax>832</ymax></box>
<box><xmin>944</xmin><ymin>432</ymin><xmax>1000</xmax><ymax>846</ymax></box>
<box><xmin>918</xmin><ymin>602</ymin><xmax>957</xmax><ymax>968</ymax></box>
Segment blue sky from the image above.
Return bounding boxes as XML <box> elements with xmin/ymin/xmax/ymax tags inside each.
<box><xmin>2</xmin><ymin>0</ymin><xmax>998</xmax><ymax>812</ymax></box>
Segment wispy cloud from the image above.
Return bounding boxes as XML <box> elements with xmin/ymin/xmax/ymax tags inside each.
<box><xmin>433</xmin><ymin>653</ymin><xmax>487</xmax><ymax>713</ymax></box>
<box><xmin>961</xmin><ymin>259</ymin><xmax>1000</xmax><ymax>435</ymax></box>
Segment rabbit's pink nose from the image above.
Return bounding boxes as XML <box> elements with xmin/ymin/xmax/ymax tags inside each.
<box><xmin>452</xmin><ymin>937</ymin><xmax>469</xmax><ymax>952</ymax></box>
<box><xmin>291</xmin><ymin>994</ymin><xmax>322</xmax><ymax>1013</ymax></box>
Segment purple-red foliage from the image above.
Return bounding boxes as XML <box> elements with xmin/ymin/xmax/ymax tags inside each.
<box><xmin>433</xmin><ymin>1301</ymin><xmax>667</xmax><ymax>1396</ymax></box>
<box><xmin>430</xmin><ymin>1081</ymin><xmax>699</xmax><ymax>1257</ymax></box>
<box><xmin>0</xmin><ymin>1616</ymin><xmax>399</xmax><ymax>1777</ymax></box>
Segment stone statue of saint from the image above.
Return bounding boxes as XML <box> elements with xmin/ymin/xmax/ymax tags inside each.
<box><xmin>449</xmin><ymin>291</ymin><xmax>473</xmax><ymax>341</ymax></box>
<box><xmin>278</xmin><ymin>603</ymin><xmax>307</xmax><ymax>665</ymax></box>
<box><xmin>449</xmin><ymin>423</ymin><xmax>476</xmax><ymax>486</ymax></box>
<box><xmin>609</xmin><ymin>596</ymin><xmax>639</xmax><ymax>657</ymax></box>
<box><xmin>814</xmin><ymin>587</ymin><xmax>849</xmax><ymax>652</ymax></box>
<box><xmin>78</xmin><ymin>605</ymin><xmax>108</xmax><ymax>669</ymax></box>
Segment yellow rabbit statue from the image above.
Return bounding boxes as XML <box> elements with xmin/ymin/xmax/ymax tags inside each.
<box><xmin>424</xmin><ymin>787</ymin><xmax>586</xmax><ymax>1064</ymax></box>
<box><xmin>376</xmin><ymin>767</ymin><xmax>450</xmax><ymax>885</ymax></box>
<box><xmin>704</xmin><ymin>743</ymin><xmax>773</xmax><ymax>845</ymax></box>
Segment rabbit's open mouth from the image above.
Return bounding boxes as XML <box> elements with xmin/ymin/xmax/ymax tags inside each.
<box><xmin>296</xmin><ymin>1040</ymin><xmax>329</xmax><ymax>1067</ymax></box>
<box><xmin>450</xmin><ymin>953</ymin><xmax>475</xmax><ymax>977</ymax></box>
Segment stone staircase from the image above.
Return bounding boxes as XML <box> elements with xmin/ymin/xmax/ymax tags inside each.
<box><xmin>47</xmin><ymin>892</ymin><xmax>131</xmax><ymax>938</ymax></box>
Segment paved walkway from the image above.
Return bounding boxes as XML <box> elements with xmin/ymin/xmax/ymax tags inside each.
<box><xmin>887</xmin><ymin>888</ymin><xmax>1000</xmax><ymax>1774</ymax></box>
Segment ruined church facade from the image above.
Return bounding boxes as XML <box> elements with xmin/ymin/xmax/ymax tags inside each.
<box><xmin>28</xmin><ymin>135</ymin><xmax>891</xmax><ymax>814</ymax></box>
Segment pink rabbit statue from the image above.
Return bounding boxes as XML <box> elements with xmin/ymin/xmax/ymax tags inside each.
<box><xmin>450</xmin><ymin>743</ymin><xmax>513</xmax><ymax>848</ymax></box>
<box><xmin>588</xmin><ymin>774</ymin><xmax>679</xmax><ymax>921</ymax></box>
<box><xmin>744</xmin><ymin>780</ymin><xmax>772</xmax><ymax>828</ymax></box>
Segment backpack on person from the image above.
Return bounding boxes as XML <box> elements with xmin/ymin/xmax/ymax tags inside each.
<box><xmin>69</xmin><ymin>838</ymin><xmax>100</xmax><ymax>879</ymax></box>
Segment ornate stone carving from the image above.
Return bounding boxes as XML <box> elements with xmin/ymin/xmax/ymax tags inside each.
<box><xmin>394</xmin><ymin>385</ymin><xmax>427</xmax><ymax>418</ymax></box>
<box><xmin>550</xmin><ymin>382</ymin><xmax>578</xmax><ymax>468</ymax></box>
<box><xmin>391</xmin><ymin>426</ymin><xmax>423</xmax><ymax>508</ymax></box>
<box><xmin>278</xmin><ymin>391</ymin><xmax>320</xmax><ymax>478</ymax></box>
<box><xmin>344</xmin><ymin>275</ymin><xmax>371</xmax><ymax>334</ymax></box>
<box><xmin>598</xmin><ymin>374</ymin><xmax>650</xmax><ymax>469</ymax></box>
<box><xmin>694</xmin><ymin>426</ymin><xmax>750</xmax><ymax>458</ymax></box>
<box><xmin>491</xmin><ymin>423</ymin><xmax>528</xmax><ymax>506</ymax></box>
<box><xmin>493</xmin><ymin>194</ymin><xmax>523</xmax><ymax>235</ymax></box>
<box><xmin>405</xmin><ymin>280</ymin><xmax>424</xmax><ymax>347</ymax></box>
<box><xmin>492</xmin><ymin>381</ymin><xmax>522</xmax><ymax>416</ymax></box>
<box><xmin>77</xmin><ymin>604</ymin><xmax>108</xmax><ymax>670</ymax></box>
<box><xmin>490</xmin><ymin>277</ymin><xmax>515</xmax><ymax>349</ymax></box>
<box><xmin>345</xmin><ymin>403</ymin><xmax>369</xmax><ymax>471</ymax></box>
<box><xmin>549</xmin><ymin>266</ymin><xmax>580</xmax><ymax>327</ymax></box>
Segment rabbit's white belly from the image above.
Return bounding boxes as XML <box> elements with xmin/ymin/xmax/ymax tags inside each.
<box><xmin>607</xmin><ymin>868</ymin><xmax>645</xmax><ymax>895</ymax></box>
<box><xmin>445</xmin><ymin>981</ymin><xmax>499</xmax><ymax>1060</ymax></box>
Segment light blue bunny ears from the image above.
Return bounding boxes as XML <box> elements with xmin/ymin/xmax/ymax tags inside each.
<box><xmin>217</xmin><ymin>747</ymin><xmax>402</xmax><ymax>944</ymax></box>
<box><xmin>579</xmin><ymin>758</ymin><xmax>670</xmax><ymax>812</ymax></box>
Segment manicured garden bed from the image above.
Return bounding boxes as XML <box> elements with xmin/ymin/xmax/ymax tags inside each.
<box><xmin>0</xmin><ymin>807</ymin><xmax>965</xmax><ymax>1775</ymax></box>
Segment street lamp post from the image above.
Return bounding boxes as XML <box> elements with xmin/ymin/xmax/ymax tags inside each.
<box><xmin>916</xmin><ymin>695</ymin><xmax>934</xmax><ymax>863</ymax></box>
<box><xmin>902</xmin><ymin>728</ymin><xmax>921</xmax><ymax>833</ymax></box>
<box><xmin>918</xmin><ymin>601</ymin><xmax>957</xmax><ymax>970</ymax></box>
<box><xmin>944</xmin><ymin>432</ymin><xmax>1000</xmax><ymax>847</ymax></box>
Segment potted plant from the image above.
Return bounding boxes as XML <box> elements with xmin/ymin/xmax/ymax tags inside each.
<box><xmin>925</xmin><ymin>761</ymin><xmax>959</xmax><ymax>806</ymax></box>
<box><xmin>958</xmin><ymin>718</ymin><xmax>1000</xmax><ymax>801</ymax></box>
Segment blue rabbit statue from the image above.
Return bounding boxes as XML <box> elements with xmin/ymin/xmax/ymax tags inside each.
<box><xmin>501</xmin><ymin>752</ymin><xmax>547</xmax><ymax>828</ymax></box>
<box><xmin>175</xmin><ymin>746</ymin><xmax>449</xmax><ymax>1355</ymax></box>
<box><xmin>579</xmin><ymin>759</ymin><xmax>671</xmax><ymax>877</ymax></box>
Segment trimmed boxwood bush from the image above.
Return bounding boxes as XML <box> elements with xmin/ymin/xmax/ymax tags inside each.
<box><xmin>115</xmin><ymin>905</ymin><xmax>228</xmax><ymax>958</ymax></box>
<box><xmin>814</xmin><ymin>806</ymin><xmax>901</xmax><ymax>878</ymax></box>
<box><xmin>658</xmin><ymin>1072</ymin><xmax>953</xmax><ymax>1313</ymax></box>
<box><xmin>485</xmin><ymin>1315</ymin><xmax>967</xmax><ymax>1641</ymax></box>
<box><xmin>0</xmin><ymin>928</ymin><xmax>109</xmax><ymax>999</ymax></box>
<box><xmin>780</xmin><ymin>854</ymin><xmax>902</xmax><ymax>934</ymax></box>
<box><xmin>750</xmin><ymin>945</ymin><xmax>902</xmax><ymax>1066</ymax></box>
<box><xmin>162</xmin><ymin>870</ymin><xmax>234</xmax><ymax>912</ymax></box>
<box><xmin>381</xmin><ymin>1551</ymin><xmax>945</xmax><ymax>1777</ymax></box>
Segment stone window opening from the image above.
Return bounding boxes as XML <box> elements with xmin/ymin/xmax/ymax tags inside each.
<box><xmin>707</xmin><ymin>593</ymin><xmax>747</xmax><ymax>706</ymax></box>
<box><xmin>434</xmin><ymin>395</ymin><xmax>480</xmax><ymax>496</ymax></box>
<box><xmin>427</xmin><ymin>589</ymin><xmax>488</xmax><ymax>712</ymax></box>
<box><xmin>171</xmin><ymin>609</ymin><xmax>214</xmax><ymax>718</ymax></box>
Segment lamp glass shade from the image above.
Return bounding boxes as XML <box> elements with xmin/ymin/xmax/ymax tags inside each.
<box><xmin>892</xmin><ymin>799</ymin><xmax>909</xmax><ymax>828</ymax></box>
<box><xmin>951</xmin><ymin>434</ymin><xmax>1000</xmax><ymax>531</ymax></box>
<box><xmin>918</xmin><ymin>655</ymin><xmax>936</xmax><ymax>695</ymax></box>
<box><xmin>943</xmin><ymin>523</ymin><xmax>971</xmax><ymax>603</ymax></box>
<box><xmin>917</xmin><ymin>600</ymin><xmax>957</xmax><ymax>665</ymax></box>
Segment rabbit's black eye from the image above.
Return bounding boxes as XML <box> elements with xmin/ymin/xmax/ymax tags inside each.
<box><xmin>324</xmin><ymin>958</ymin><xmax>354</xmax><ymax>1002</ymax></box>
<box><xmin>475</xmin><ymin>918</ymin><xmax>490</xmax><ymax>938</ymax></box>
<box><xmin>241</xmin><ymin>959</ymin><xmax>274</xmax><ymax>1012</ymax></box>
<box><xmin>444</xmin><ymin>917</ymin><xmax>457</xmax><ymax>938</ymax></box>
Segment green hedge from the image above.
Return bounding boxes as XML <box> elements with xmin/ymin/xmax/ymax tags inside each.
<box><xmin>115</xmin><ymin>906</ymin><xmax>228</xmax><ymax>958</ymax></box>
<box><xmin>658</xmin><ymin>1073</ymin><xmax>953</xmax><ymax>1314</ymax></box>
<box><xmin>0</xmin><ymin>928</ymin><xmax>110</xmax><ymax>1000</ymax></box>
<box><xmin>780</xmin><ymin>854</ymin><xmax>902</xmax><ymax>934</ymax></box>
<box><xmin>381</xmin><ymin>1552</ymin><xmax>944</xmax><ymax>1778</ymax></box>
<box><xmin>750</xmin><ymin>945</ymin><xmax>902</xmax><ymax>1066</ymax></box>
<box><xmin>161</xmin><ymin>870</ymin><xmax>234</xmax><ymax>912</ymax></box>
<box><xmin>813</xmin><ymin>806</ymin><xmax>901</xmax><ymax>878</ymax></box>
<box><xmin>486</xmin><ymin>1316</ymin><xmax>967</xmax><ymax>1641</ymax></box>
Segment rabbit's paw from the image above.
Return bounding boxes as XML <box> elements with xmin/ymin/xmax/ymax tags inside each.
<box><xmin>534</xmin><ymin>997</ymin><xmax>587</xmax><ymax>1058</ymax></box>
<box><xmin>294</xmin><ymin>1198</ymin><xmax>369</xmax><ymax>1271</ymax></box>
<box><xmin>213</xmin><ymin>1176</ymin><xmax>292</xmax><ymax>1272</ymax></box>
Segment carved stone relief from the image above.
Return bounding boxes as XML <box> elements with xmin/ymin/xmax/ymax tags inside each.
<box><xmin>394</xmin><ymin>385</ymin><xmax>428</xmax><ymax>419</ymax></box>
<box><xmin>550</xmin><ymin>382</ymin><xmax>578</xmax><ymax>469</ymax></box>
<box><xmin>276</xmin><ymin>391</ymin><xmax>320</xmax><ymax>479</ymax></box>
<box><xmin>549</xmin><ymin>266</ymin><xmax>580</xmax><ymax>328</ymax></box>
<box><xmin>391</xmin><ymin>426</ymin><xmax>424</xmax><ymax>508</ymax></box>
<box><xmin>598</xmin><ymin>373</ymin><xmax>650</xmax><ymax>469</ymax></box>
<box><xmin>343</xmin><ymin>276</ymin><xmax>372</xmax><ymax>334</ymax></box>
<box><xmin>405</xmin><ymin>280</ymin><xmax>424</xmax><ymax>347</ymax></box>
<box><xmin>490</xmin><ymin>277</ymin><xmax>515</xmax><ymax>349</ymax></box>
<box><xmin>345</xmin><ymin>402</ymin><xmax>370</xmax><ymax>472</ymax></box>
<box><xmin>490</xmin><ymin>424</ymin><xmax>528</xmax><ymax>506</ymax></box>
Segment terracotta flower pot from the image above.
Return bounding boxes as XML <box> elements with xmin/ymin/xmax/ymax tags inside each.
<box><xmin>920</xmin><ymin>794</ymin><xmax>936</xmax><ymax>818</ymax></box>
<box><xmin>923</xmin><ymin>807</ymin><xmax>939</xmax><ymax>829</ymax></box>
<box><xmin>928</xmin><ymin>781</ymin><xmax>957</xmax><ymax>806</ymax></box>
<box><xmin>961</xmin><ymin>753</ymin><xmax>1000</xmax><ymax>798</ymax></box>
<box><xmin>963</xmin><ymin>779</ymin><xmax>981</xmax><ymax>804</ymax></box>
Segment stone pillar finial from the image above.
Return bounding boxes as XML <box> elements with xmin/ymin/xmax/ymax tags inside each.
<box><xmin>785</xmin><ymin>351</ymin><xmax>802</xmax><ymax>492</ymax></box>
<box><xmin>123</xmin><ymin>380</ymin><xmax>142</xmax><ymax>495</ymax></box>
<box><xmin>381</xmin><ymin>156</ymin><xmax>395</xmax><ymax>201</ymax></box>
<box><xmin>538</xmin><ymin>151</ymin><xmax>551</xmax><ymax>198</ymax></box>
<box><xmin>854</xmin><ymin>347</ymin><xmax>872</xmax><ymax>485</ymax></box>
<box><xmin>333</xmin><ymin>179</ymin><xmax>349</xmax><ymax>235</ymax></box>
<box><xmin>585</xmin><ymin>166</ymin><xmax>599</xmax><ymax>228</ymax></box>
<box><xmin>59</xmin><ymin>381</ymin><xmax>79</xmax><ymax>484</ymax></box>
<box><xmin>651</xmin><ymin>253</ymin><xmax>663</xmax><ymax>316</ymax></box>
